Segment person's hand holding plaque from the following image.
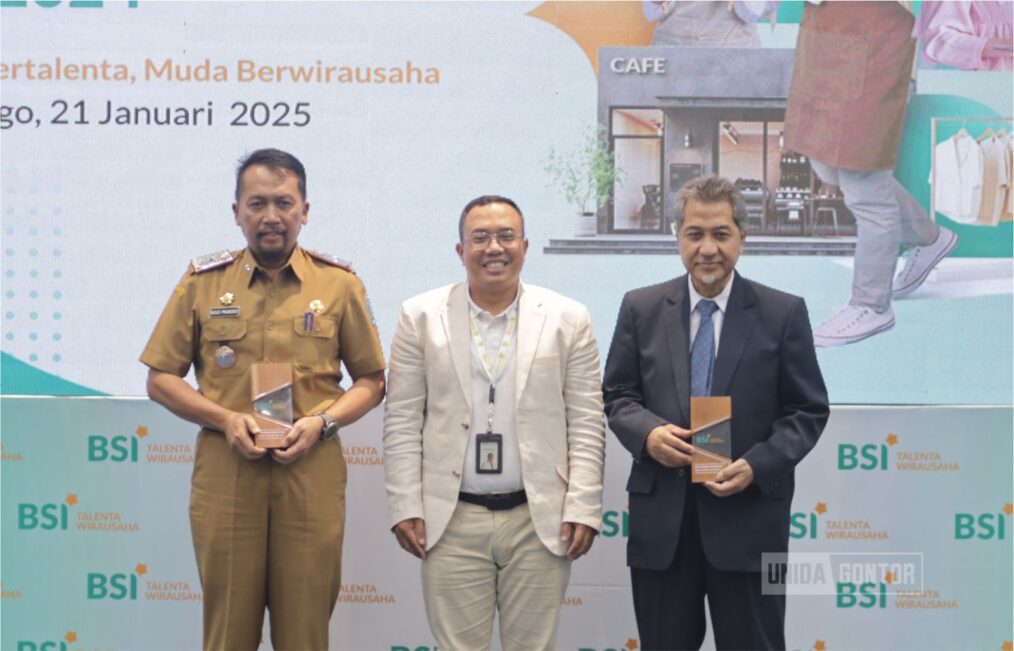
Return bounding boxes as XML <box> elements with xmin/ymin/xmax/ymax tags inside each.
<box><xmin>223</xmin><ymin>411</ymin><xmax>267</xmax><ymax>459</ymax></box>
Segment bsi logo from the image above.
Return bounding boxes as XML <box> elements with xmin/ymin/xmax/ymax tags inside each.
<box><xmin>18</xmin><ymin>494</ymin><xmax>76</xmax><ymax>530</ymax></box>
<box><xmin>86</xmin><ymin>564</ymin><xmax>146</xmax><ymax>600</ymax></box>
<box><xmin>789</xmin><ymin>502</ymin><xmax>826</xmax><ymax>539</ymax></box>
<box><xmin>954</xmin><ymin>505</ymin><xmax>1011</xmax><ymax>540</ymax></box>
<box><xmin>17</xmin><ymin>631</ymin><xmax>78</xmax><ymax>650</ymax></box>
<box><xmin>837</xmin><ymin>435</ymin><xmax>893</xmax><ymax>471</ymax></box>
<box><xmin>578</xmin><ymin>639</ymin><xmax>639</xmax><ymax>651</ymax></box>
<box><xmin>601</xmin><ymin>509</ymin><xmax>629</xmax><ymax>538</ymax></box>
<box><xmin>836</xmin><ymin>582</ymin><xmax>887</xmax><ymax>609</ymax></box>
<box><xmin>87</xmin><ymin>426</ymin><xmax>147</xmax><ymax>463</ymax></box>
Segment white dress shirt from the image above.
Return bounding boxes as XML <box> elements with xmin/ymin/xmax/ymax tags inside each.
<box><xmin>932</xmin><ymin>129</ymin><xmax>984</xmax><ymax>223</ymax></box>
<box><xmin>688</xmin><ymin>271</ymin><xmax>736</xmax><ymax>355</ymax></box>
<box><xmin>460</xmin><ymin>287</ymin><xmax>524</xmax><ymax>494</ymax></box>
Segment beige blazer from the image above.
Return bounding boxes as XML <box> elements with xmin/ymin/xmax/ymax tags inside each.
<box><xmin>383</xmin><ymin>283</ymin><xmax>605</xmax><ymax>556</ymax></box>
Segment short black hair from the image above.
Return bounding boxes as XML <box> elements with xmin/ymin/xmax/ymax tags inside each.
<box><xmin>235</xmin><ymin>148</ymin><xmax>307</xmax><ymax>200</ymax></box>
<box><xmin>458</xmin><ymin>195</ymin><xmax>525</xmax><ymax>241</ymax></box>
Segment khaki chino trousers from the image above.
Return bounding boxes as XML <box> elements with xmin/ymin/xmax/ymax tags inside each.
<box><xmin>189</xmin><ymin>430</ymin><xmax>347</xmax><ymax>651</ymax></box>
<box><xmin>422</xmin><ymin>501</ymin><xmax>571</xmax><ymax>651</ymax></box>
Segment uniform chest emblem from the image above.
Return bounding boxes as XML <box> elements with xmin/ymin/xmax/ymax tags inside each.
<box><xmin>303</xmin><ymin>300</ymin><xmax>325</xmax><ymax>333</ymax></box>
<box><xmin>215</xmin><ymin>345</ymin><xmax>236</xmax><ymax>369</ymax></box>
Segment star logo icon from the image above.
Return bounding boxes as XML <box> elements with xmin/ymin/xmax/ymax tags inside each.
<box><xmin>813</xmin><ymin>641</ymin><xmax>827</xmax><ymax>651</ymax></box>
<box><xmin>815</xmin><ymin>502</ymin><xmax>828</xmax><ymax>515</ymax></box>
<box><xmin>64</xmin><ymin>632</ymin><xmax>77</xmax><ymax>644</ymax></box>
<box><xmin>885</xmin><ymin>433</ymin><xmax>899</xmax><ymax>446</ymax></box>
<box><xmin>135</xmin><ymin>426</ymin><xmax>149</xmax><ymax>438</ymax></box>
<box><xmin>1001</xmin><ymin>641</ymin><xmax>1012</xmax><ymax>651</ymax></box>
<box><xmin>625</xmin><ymin>639</ymin><xmax>639</xmax><ymax>651</ymax></box>
<box><xmin>884</xmin><ymin>572</ymin><xmax>895</xmax><ymax>585</ymax></box>
<box><xmin>65</xmin><ymin>493</ymin><xmax>78</xmax><ymax>506</ymax></box>
<box><xmin>1003</xmin><ymin>503</ymin><xmax>1013</xmax><ymax>516</ymax></box>
<box><xmin>135</xmin><ymin>563</ymin><xmax>148</xmax><ymax>576</ymax></box>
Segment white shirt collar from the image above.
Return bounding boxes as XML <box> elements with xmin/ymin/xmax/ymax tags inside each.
<box><xmin>688</xmin><ymin>271</ymin><xmax>735</xmax><ymax>315</ymax></box>
<box><xmin>467</xmin><ymin>282</ymin><xmax>522</xmax><ymax>320</ymax></box>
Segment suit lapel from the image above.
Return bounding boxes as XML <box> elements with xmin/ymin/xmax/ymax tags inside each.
<box><xmin>711</xmin><ymin>276</ymin><xmax>757</xmax><ymax>396</ymax></box>
<box><xmin>441</xmin><ymin>283</ymin><xmax>472</xmax><ymax>410</ymax></box>
<box><xmin>515</xmin><ymin>284</ymin><xmax>546</xmax><ymax>403</ymax></box>
<box><xmin>662</xmin><ymin>278</ymin><xmax>691</xmax><ymax>425</ymax></box>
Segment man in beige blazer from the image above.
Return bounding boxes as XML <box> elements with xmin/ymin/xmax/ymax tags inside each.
<box><xmin>383</xmin><ymin>195</ymin><xmax>606</xmax><ymax>651</ymax></box>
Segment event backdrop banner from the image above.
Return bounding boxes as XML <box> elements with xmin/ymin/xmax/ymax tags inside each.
<box><xmin>1</xmin><ymin>399</ymin><xmax>1011</xmax><ymax>651</ymax></box>
<box><xmin>1</xmin><ymin>1</ymin><xmax>1012</xmax><ymax>404</ymax></box>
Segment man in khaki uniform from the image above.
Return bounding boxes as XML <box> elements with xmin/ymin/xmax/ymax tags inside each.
<box><xmin>141</xmin><ymin>148</ymin><xmax>386</xmax><ymax>650</ymax></box>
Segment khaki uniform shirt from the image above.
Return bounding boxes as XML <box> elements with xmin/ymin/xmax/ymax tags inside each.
<box><xmin>141</xmin><ymin>246</ymin><xmax>386</xmax><ymax>422</ymax></box>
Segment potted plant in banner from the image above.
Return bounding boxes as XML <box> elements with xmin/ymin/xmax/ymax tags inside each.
<box><xmin>545</xmin><ymin>125</ymin><xmax>624</xmax><ymax>237</ymax></box>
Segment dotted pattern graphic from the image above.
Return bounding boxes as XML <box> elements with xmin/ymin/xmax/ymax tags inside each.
<box><xmin>1</xmin><ymin>187</ymin><xmax>64</xmax><ymax>366</ymax></box>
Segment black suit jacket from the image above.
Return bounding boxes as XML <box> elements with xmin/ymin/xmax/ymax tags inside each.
<box><xmin>603</xmin><ymin>274</ymin><xmax>829</xmax><ymax>572</ymax></box>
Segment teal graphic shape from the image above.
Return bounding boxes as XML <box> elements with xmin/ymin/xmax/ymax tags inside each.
<box><xmin>898</xmin><ymin>94</ymin><xmax>1013</xmax><ymax>258</ymax></box>
<box><xmin>0</xmin><ymin>352</ymin><xmax>105</xmax><ymax>396</ymax></box>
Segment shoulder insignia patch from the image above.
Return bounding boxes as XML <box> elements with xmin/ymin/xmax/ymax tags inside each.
<box><xmin>307</xmin><ymin>249</ymin><xmax>354</xmax><ymax>272</ymax></box>
<box><xmin>190</xmin><ymin>250</ymin><xmax>236</xmax><ymax>274</ymax></box>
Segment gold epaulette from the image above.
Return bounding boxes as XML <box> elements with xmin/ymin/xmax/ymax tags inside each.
<box><xmin>306</xmin><ymin>249</ymin><xmax>354</xmax><ymax>272</ymax></box>
<box><xmin>190</xmin><ymin>250</ymin><xmax>237</xmax><ymax>274</ymax></box>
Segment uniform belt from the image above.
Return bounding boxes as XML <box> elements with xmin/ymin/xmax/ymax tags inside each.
<box><xmin>458</xmin><ymin>490</ymin><xmax>527</xmax><ymax>511</ymax></box>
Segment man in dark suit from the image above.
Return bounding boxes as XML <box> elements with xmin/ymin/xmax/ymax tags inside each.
<box><xmin>603</xmin><ymin>176</ymin><xmax>829</xmax><ymax>651</ymax></box>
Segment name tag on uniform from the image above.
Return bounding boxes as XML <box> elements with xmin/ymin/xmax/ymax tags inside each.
<box><xmin>475</xmin><ymin>433</ymin><xmax>503</xmax><ymax>474</ymax></box>
<box><xmin>210</xmin><ymin>307</ymin><xmax>241</xmax><ymax>318</ymax></box>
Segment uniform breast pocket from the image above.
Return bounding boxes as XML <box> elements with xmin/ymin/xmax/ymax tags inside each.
<box><xmin>200</xmin><ymin>319</ymin><xmax>248</xmax><ymax>376</ymax></box>
<box><xmin>291</xmin><ymin>316</ymin><xmax>337</xmax><ymax>367</ymax></box>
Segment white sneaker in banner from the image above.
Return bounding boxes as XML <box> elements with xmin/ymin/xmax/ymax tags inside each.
<box><xmin>892</xmin><ymin>227</ymin><xmax>959</xmax><ymax>299</ymax></box>
<box><xmin>813</xmin><ymin>305</ymin><xmax>895</xmax><ymax>347</ymax></box>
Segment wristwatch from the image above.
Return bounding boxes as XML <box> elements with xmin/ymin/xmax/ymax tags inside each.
<box><xmin>315</xmin><ymin>412</ymin><xmax>339</xmax><ymax>441</ymax></box>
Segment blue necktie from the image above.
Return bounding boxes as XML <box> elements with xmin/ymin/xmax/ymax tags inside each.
<box><xmin>690</xmin><ymin>300</ymin><xmax>718</xmax><ymax>397</ymax></box>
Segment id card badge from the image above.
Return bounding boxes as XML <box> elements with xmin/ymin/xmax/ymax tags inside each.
<box><xmin>475</xmin><ymin>433</ymin><xmax>503</xmax><ymax>474</ymax></box>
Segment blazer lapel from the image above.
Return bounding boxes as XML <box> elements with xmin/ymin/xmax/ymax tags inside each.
<box><xmin>662</xmin><ymin>278</ymin><xmax>691</xmax><ymax>425</ymax></box>
<box><xmin>441</xmin><ymin>283</ymin><xmax>472</xmax><ymax>410</ymax></box>
<box><xmin>711</xmin><ymin>276</ymin><xmax>757</xmax><ymax>396</ymax></box>
<box><xmin>515</xmin><ymin>285</ymin><xmax>546</xmax><ymax>402</ymax></box>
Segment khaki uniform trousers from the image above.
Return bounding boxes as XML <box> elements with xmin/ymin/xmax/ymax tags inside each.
<box><xmin>189</xmin><ymin>430</ymin><xmax>347</xmax><ymax>651</ymax></box>
<box><xmin>421</xmin><ymin>502</ymin><xmax>571</xmax><ymax>651</ymax></box>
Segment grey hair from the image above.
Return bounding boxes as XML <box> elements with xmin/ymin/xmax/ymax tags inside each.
<box><xmin>674</xmin><ymin>176</ymin><xmax>745</xmax><ymax>231</ymax></box>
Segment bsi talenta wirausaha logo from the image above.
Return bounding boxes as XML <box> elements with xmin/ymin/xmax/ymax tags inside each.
<box><xmin>837</xmin><ymin>433</ymin><xmax>958</xmax><ymax>472</ymax></box>
<box><xmin>15</xmin><ymin>630</ymin><xmax>83</xmax><ymax>651</ymax></box>
<box><xmin>87</xmin><ymin>425</ymin><xmax>192</xmax><ymax>464</ymax></box>
<box><xmin>18</xmin><ymin>493</ymin><xmax>139</xmax><ymax>532</ymax></box>
<box><xmin>764</xmin><ymin>552</ymin><xmax>955</xmax><ymax>610</ymax></box>
<box><xmin>86</xmin><ymin>563</ymin><xmax>201</xmax><ymax>602</ymax></box>
<box><xmin>790</xmin><ymin>502</ymin><xmax>888</xmax><ymax>541</ymax></box>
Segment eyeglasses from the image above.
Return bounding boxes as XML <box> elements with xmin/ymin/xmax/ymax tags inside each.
<box><xmin>465</xmin><ymin>230</ymin><xmax>520</xmax><ymax>247</ymax></box>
